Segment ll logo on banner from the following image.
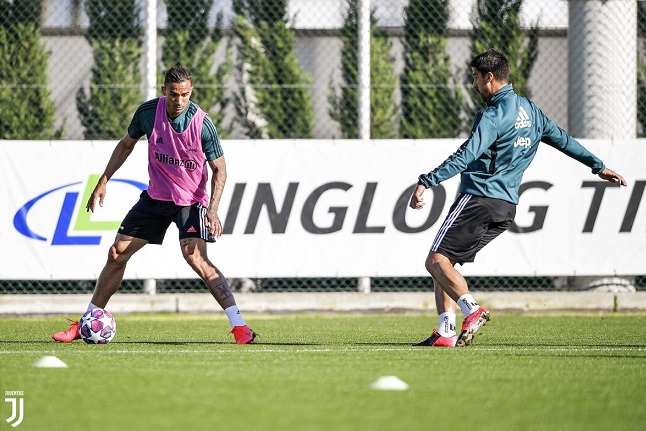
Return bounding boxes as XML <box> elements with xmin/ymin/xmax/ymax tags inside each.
<box><xmin>4</xmin><ymin>391</ymin><xmax>24</xmax><ymax>428</ymax></box>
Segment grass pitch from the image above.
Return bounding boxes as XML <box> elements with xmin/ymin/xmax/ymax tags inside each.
<box><xmin>1</xmin><ymin>313</ymin><xmax>645</xmax><ymax>431</ymax></box>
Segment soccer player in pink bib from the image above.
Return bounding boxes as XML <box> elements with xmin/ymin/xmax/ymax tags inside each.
<box><xmin>53</xmin><ymin>66</ymin><xmax>255</xmax><ymax>344</ymax></box>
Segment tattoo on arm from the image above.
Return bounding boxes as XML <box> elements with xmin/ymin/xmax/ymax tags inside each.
<box><xmin>208</xmin><ymin>156</ymin><xmax>227</xmax><ymax>212</ymax></box>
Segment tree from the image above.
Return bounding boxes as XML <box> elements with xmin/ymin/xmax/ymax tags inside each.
<box><xmin>232</xmin><ymin>0</ymin><xmax>314</xmax><ymax>138</ymax></box>
<box><xmin>465</xmin><ymin>0</ymin><xmax>538</xmax><ymax>119</ymax></box>
<box><xmin>76</xmin><ymin>0</ymin><xmax>142</xmax><ymax>140</ymax></box>
<box><xmin>162</xmin><ymin>0</ymin><xmax>233</xmax><ymax>137</ymax></box>
<box><xmin>400</xmin><ymin>0</ymin><xmax>463</xmax><ymax>138</ymax></box>
<box><xmin>327</xmin><ymin>0</ymin><xmax>398</xmax><ymax>139</ymax></box>
<box><xmin>0</xmin><ymin>0</ymin><xmax>62</xmax><ymax>139</ymax></box>
<box><xmin>637</xmin><ymin>1</ymin><xmax>646</xmax><ymax>136</ymax></box>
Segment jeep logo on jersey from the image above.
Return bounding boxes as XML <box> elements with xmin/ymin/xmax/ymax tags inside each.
<box><xmin>154</xmin><ymin>152</ymin><xmax>198</xmax><ymax>171</ymax></box>
<box><xmin>515</xmin><ymin>107</ymin><xmax>532</xmax><ymax>129</ymax></box>
<box><xmin>514</xmin><ymin>136</ymin><xmax>532</xmax><ymax>148</ymax></box>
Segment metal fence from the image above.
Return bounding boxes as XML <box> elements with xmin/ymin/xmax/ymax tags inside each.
<box><xmin>2</xmin><ymin>0</ymin><xmax>644</xmax><ymax>294</ymax></box>
<box><xmin>2</xmin><ymin>0</ymin><xmax>644</xmax><ymax>140</ymax></box>
<box><xmin>1</xmin><ymin>277</ymin><xmax>645</xmax><ymax>294</ymax></box>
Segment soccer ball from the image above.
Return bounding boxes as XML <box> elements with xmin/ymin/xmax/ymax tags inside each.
<box><xmin>79</xmin><ymin>308</ymin><xmax>117</xmax><ymax>344</ymax></box>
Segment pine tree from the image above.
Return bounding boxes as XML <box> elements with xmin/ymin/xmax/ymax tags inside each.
<box><xmin>232</xmin><ymin>0</ymin><xmax>314</xmax><ymax>138</ymax></box>
<box><xmin>0</xmin><ymin>0</ymin><xmax>62</xmax><ymax>139</ymax></box>
<box><xmin>162</xmin><ymin>0</ymin><xmax>233</xmax><ymax>137</ymax></box>
<box><xmin>637</xmin><ymin>1</ymin><xmax>646</xmax><ymax>136</ymax></box>
<box><xmin>400</xmin><ymin>0</ymin><xmax>463</xmax><ymax>138</ymax></box>
<box><xmin>328</xmin><ymin>0</ymin><xmax>398</xmax><ymax>139</ymax></box>
<box><xmin>465</xmin><ymin>0</ymin><xmax>538</xmax><ymax>120</ymax></box>
<box><xmin>638</xmin><ymin>62</ymin><xmax>646</xmax><ymax>137</ymax></box>
<box><xmin>76</xmin><ymin>0</ymin><xmax>142</xmax><ymax>140</ymax></box>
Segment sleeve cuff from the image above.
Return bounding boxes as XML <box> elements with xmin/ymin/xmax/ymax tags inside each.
<box><xmin>417</xmin><ymin>175</ymin><xmax>432</xmax><ymax>188</ymax></box>
<box><xmin>591</xmin><ymin>164</ymin><xmax>605</xmax><ymax>175</ymax></box>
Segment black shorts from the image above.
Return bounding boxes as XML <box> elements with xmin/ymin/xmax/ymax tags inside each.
<box><xmin>118</xmin><ymin>191</ymin><xmax>216</xmax><ymax>244</ymax></box>
<box><xmin>431</xmin><ymin>193</ymin><xmax>516</xmax><ymax>265</ymax></box>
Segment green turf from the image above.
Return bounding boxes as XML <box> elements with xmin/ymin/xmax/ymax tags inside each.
<box><xmin>0</xmin><ymin>313</ymin><xmax>645</xmax><ymax>431</ymax></box>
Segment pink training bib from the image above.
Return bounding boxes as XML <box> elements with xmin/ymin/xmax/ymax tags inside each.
<box><xmin>146</xmin><ymin>98</ymin><xmax>208</xmax><ymax>206</ymax></box>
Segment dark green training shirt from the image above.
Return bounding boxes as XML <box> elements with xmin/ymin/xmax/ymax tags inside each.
<box><xmin>127</xmin><ymin>98</ymin><xmax>223</xmax><ymax>161</ymax></box>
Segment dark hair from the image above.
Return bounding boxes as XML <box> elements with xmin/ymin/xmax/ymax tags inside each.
<box><xmin>164</xmin><ymin>65</ymin><xmax>192</xmax><ymax>86</ymax></box>
<box><xmin>470</xmin><ymin>49</ymin><xmax>509</xmax><ymax>82</ymax></box>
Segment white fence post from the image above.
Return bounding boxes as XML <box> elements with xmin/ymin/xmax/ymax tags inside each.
<box><xmin>143</xmin><ymin>0</ymin><xmax>157</xmax><ymax>101</ymax></box>
<box><xmin>568</xmin><ymin>0</ymin><xmax>636</xmax><ymax>139</ymax></box>
<box><xmin>357</xmin><ymin>0</ymin><xmax>372</xmax><ymax>294</ymax></box>
<box><xmin>143</xmin><ymin>279</ymin><xmax>157</xmax><ymax>295</ymax></box>
<box><xmin>357</xmin><ymin>276</ymin><xmax>371</xmax><ymax>293</ymax></box>
<box><xmin>566</xmin><ymin>0</ymin><xmax>636</xmax><ymax>292</ymax></box>
<box><xmin>357</xmin><ymin>0</ymin><xmax>371</xmax><ymax>141</ymax></box>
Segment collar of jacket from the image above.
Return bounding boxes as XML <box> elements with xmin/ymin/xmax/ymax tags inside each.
<box><xmin>486</xmin><ymin>83</ymin><xmax>514</xmax><ymax>106</ymax></box>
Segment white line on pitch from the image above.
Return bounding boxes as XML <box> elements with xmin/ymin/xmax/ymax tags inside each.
<box><xmin>1</xmin><ymin>346</ymin><xmax>645</xmax><ymax>355</ymax></box>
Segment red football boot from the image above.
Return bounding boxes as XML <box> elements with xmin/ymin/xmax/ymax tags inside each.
<box><xmin>230</xmin><ymin>325</ymin><xmax>256</xmax><ymax>344</ymax></box>
<box><xmin>52</xmin><ymin>319</ymin><xmax>81</xmax><ymax>343</ymax></box>
<box><xmin>457</xmin><ymin>307</ymin><xmax>490</xmax><ymax>347</ymax></box>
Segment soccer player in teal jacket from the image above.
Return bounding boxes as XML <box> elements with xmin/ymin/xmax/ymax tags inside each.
<box><xmin>409</xmin><ymin>49</ymin><xmax>626</xmax><ymax>348</ymax></box>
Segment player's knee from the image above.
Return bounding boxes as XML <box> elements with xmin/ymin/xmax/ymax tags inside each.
<box><xmin>183</xmin><ymin>249</ymin><xmax>211</xmax><ymax>273</ymax></box>
<box><xmin>107</xmin><ymin>245</ymin><xmax>129</xmax><ymax>267</ymax></box>
<box><xmin>425</xmin><ymin>253</ymin><xmax>444</xmax><ymax>278</ymax></box>
<box><xmin>183</xmin><ymin>251</ymin><xmax>199</xmax><ymax>269</ymax></box>
<box><xmin>424</xmin><ymin>255</ymin><xmax>435</xmax><ymax>275</ymax></box>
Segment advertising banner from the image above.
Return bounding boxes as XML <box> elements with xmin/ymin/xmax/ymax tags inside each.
<box><xmin>1</xmin><ymin>139</ymin><xmax>643</xmax><ymax>279</ymax></box>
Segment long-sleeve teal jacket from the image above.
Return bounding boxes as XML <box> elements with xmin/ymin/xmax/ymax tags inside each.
<box><xmin>418</xmin><ymin>84</ymin><xmax>605</xmax><ymax>204</ymax></box>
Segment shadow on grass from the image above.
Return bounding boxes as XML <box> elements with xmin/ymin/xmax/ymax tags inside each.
<box><xmin>353</xmin><ymin>342</ymin><xmax>419</xmax><ymax>346</ymax></box>
<box><xmin>4</xmin><ymin>340</ymin><xmax>643</xmax><ymax>353</ymax></box>
<box><xmin>113</xmin><ymin>340</ymin><xmax>323</xmax><ymax>346</ymax></box>
<box><xmin>461</xmin><ymin>342</ymin><xmax>646</xmax><ymax>359</ymax></box>
<box><xmin>488</xmin><ymin>342</ymin><xmax>646</xmax><ymax>348</ymax></box>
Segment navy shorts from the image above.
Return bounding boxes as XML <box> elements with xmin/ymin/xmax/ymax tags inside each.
<box><xmin>118</xmin><ymin>191</ymin><xmax>216</xmax><ymax>244</ymax></box>
<box><xmin>431</xmin><ymin>193</ymin><xmax>516</xmax><ymax>265</ymax></box>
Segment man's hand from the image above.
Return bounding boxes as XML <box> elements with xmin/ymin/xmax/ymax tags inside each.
<box><xmin>86</xmin><ymin>176</ymin><xmax>108</xmax><ymax>213</ymax></box>
<box><xmin>598</xmin><ymin>168</ymin><xmax>627</xmax><ymax>186</ymax></box>
<box><xmin>86</xmin><ymin>135</ymin><xmax>138</xmax><ymax>213</ymax></box>
<box><xmin>205</xmin><ymin>208</ymin><xmax>222</xmax><ymax>238</ymax></box>
<box><xmin>409</xmin><ymin>184</ymin><xmax>427</xmax><ymax>209</ymax></box>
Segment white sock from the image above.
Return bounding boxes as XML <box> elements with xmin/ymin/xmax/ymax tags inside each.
<box><xmin>457</xmin><ymin>294</ymin><xmax>480</xmax><ymax>317</ymax></box>
<box><xmin>437</xmin><ymin>312</ymin><xmax>456</xmax><ymax>337</ymax></box>
<box><xmin>86</xmin><ymin>302</ymin><xmax>100</xmax><ymax>312</ymax></box>
<box><xmin>224</xmin><ymin>305</ymin><xmax>246</xmax><ymax>328</ymax></box>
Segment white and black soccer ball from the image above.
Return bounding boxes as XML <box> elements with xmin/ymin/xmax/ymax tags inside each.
<box><xmin>79</xmin><ymin>308</ymin><xmax>117</xmax><ymax>344</ymax></box>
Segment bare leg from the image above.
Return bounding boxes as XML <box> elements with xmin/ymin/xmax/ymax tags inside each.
<box><xmin>433</xmin><ymin>271</ymin><xmax>457</xmax><ymax>338</ymax></box>
<box><xmin>91</xmin><ymin>235</ymin><xmax>147</xmax><ymax>308</ymax></box>
<box><xmin>425</xmin><ymin>251</ymin><xmax>469</xmax><ymax>303</ymax></box>
<box><xmin>180</xmin><ymin>238</ymin><xmax>236</xmax><ymax>309</ymax></box>
<box><xmin>433</xmin><ymin>278</ymin><xmax>456</xmax><ymax>314</ymax></box>
<box><xmin>427</xmin><ymin>251</ymin><xmax>488</xmax><ymax>346</ymax></box>
<box><xmin>413</xmin><ymin>255</ymin><xmax>460</xmax><ymax>346</ymax></box>
<box><xmin>181</xmin><ymin>238</ymin><xmax>256</xmax><ymax>343</ymax></box>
